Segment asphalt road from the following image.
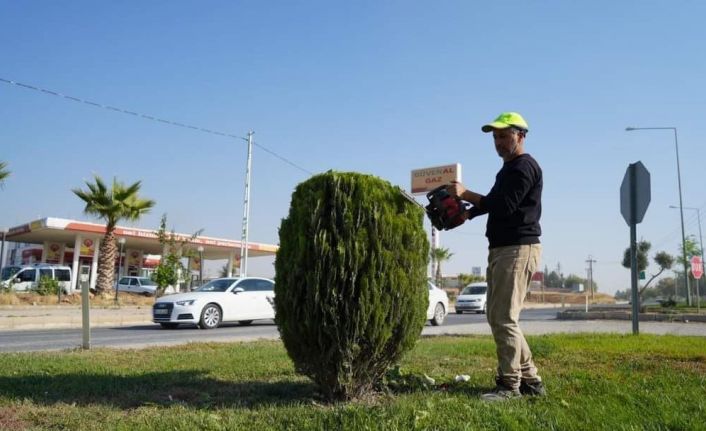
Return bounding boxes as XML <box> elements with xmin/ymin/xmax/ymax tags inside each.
<box><xmin>2</xmin><ymin>308</ymin><xmax>704</xmax><ymax>352</ymax></box>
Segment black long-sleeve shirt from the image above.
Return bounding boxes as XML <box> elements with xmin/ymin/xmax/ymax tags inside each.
<box><xmin>468</xmin><ymin>153</ymin><xmax>542</xmax><ymax>249</ymax></box>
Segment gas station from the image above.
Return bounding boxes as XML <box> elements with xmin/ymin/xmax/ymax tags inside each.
<box><xmin>1</xmin><ymin>217</ymin><xmax>278</xmax><ymax>292</ymax></box>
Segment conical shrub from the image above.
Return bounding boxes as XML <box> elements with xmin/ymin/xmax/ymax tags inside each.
<box><xmin>275</xmin><ymin>171</ymin><xmax>429</xmax><ymax>401</ymax></box>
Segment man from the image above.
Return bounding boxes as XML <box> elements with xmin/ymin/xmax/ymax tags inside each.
<box><xmin>448</xmin><ymin>112</ymin><xmax>545</xmax><ymax>401</ymax></box>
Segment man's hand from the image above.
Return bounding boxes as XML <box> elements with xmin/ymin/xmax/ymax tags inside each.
<box><xmin>448</xmin><ymin>181</ymin><xmax>484</xmax><ymax>207</ymax></box>
<box><xmin>447</xmin><ymin>181</ymin><xmax>466</xmax><ymax>199</ymax></box>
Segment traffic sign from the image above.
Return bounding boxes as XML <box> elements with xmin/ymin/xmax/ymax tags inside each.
<box><xmin>620</xmin><ymin>161</ymin><xmax>651</xmax><ymax>226</ymax></box>
<box><xmin>691</xmin><ymin>255</ymin><xmax>703</xmax><ymax>279</ymax></box>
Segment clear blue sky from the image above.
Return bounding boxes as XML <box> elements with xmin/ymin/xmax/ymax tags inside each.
<box><xmin>2</xmin><ymin>1</ymin><xmax>706</xmax><ymax>294</ymax></box>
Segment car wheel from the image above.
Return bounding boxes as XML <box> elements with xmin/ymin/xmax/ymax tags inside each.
<box><xmin>481</xmin><ymin>303</ymin><xmax>487</xmax><ymax>314</ymax></box>
<box><xmin>430</xmin><ymin>303</ymin><xmax>446</xmax><ymax>326</ymax></box>
<box><xmin>199</xmin><ymin>303</ymin><xmax>222</xmax><ymax>329</ymax></box>
<box><xmin>160</xmin><ymin>323</ymin><xmax>179</xmax><ymax>329</ymax></box>
<box><xmin>238</xmin><ymin>320</ymin><xmax>253</xmax><ymax>326</ymax></box>
<box><xmin>455</xmin><ymin>310</ymin><xmax>463</xmax><ymax>314</ymax></box>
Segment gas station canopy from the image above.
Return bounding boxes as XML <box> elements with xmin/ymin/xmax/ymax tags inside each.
<box><xmin>6</xmin><ymin>217</ymin><xmax>278</xmax><ymax>260</ymax></box>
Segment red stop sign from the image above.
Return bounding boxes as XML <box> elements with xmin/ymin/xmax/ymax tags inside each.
<box><xmin>690</xmin><ymin>255</ymin><xmax>703</xmax><ymax>279</ymax></box>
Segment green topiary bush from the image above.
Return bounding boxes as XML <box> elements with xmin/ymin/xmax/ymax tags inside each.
<box><xmin>275</xmin><ymin>171</ymin><xmax>429</xmax><ymax>401</ymax></box>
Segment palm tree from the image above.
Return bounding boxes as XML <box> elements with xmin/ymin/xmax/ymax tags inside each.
<box><xmin>0</xmin><ymin>161</ymin><xmax>10</xmax><ymax>188</ymax></box>
<box><xmin>72</xmin><ymin>176</ymin><xmax>155</xmax><ymax>294</ymax></box>
<box><xmin>430</xmin><ymin>247</ymin><xmax>454</xmax><ymax>287</ymax></box>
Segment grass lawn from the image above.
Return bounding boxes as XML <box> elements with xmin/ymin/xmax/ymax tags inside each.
<box><xmin>0</xmin><ymin>334</ymin><xmax>704</xmax><ymax>430</ymax></box>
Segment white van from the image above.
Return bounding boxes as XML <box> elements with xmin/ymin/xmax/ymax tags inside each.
<box><xmin>456</xmin><ymin>282</ymin><xmax>488</xmax><ymax>314</ymax></box>
<box><xmin>0</xmin><ymin>264</ymin><xmax>73</xmax><ymax>293</ymax></box>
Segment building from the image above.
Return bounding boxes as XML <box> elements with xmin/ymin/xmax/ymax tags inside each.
<box><xmin>1</xmin><ymin>217</ymin><xmax>278</xmax><ymax>292</ymax></box>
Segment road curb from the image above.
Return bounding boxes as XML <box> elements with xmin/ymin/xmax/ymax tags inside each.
<box><xmin>557</xmin><ymin>310</ymin><xmax>706</xmax><ymax>323</ymax></box>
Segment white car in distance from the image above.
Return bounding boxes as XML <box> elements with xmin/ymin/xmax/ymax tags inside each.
<box><xmin>455</xmin><ymin>282</ymin><xmax>488</xmax><ymax>314</ymax></box>
<box><xmin>115</xmin><ymin>276</ymin><xmax>158</xmax><ymax>296</ymax></box>
<box><xmin>153</xmin><ymin>277</ymin><xmax>275</xmax><ymax>329</ymax></box>
<box><xmin>427</xmin><ymin>281</ymin><xmax>449</xmax><ymax>326</ymax></box>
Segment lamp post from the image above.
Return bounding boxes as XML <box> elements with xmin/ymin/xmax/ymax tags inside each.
<box><xmin>197</xmin><ymin>246</ymin><xmax>204</xmax><ymax>287</ymax></box>
<box><xmin>670</xmin><ymin>205</ymin><xmax>703</xmax><ymax>308</ymax></box>
<box><xmin>626</xmin><ymin>126</ymin><xmax>691</xmax><ymax>305</ymax></box>
<box><xmin>115</xmin><ymin>237</ymin><xmax>126</xmax><ymax>303</ymax></box>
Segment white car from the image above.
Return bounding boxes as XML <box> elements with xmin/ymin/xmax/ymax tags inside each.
<box><xmin>116</xmin><ymin>276</ymin><xmax>158</xmax><ymax>296</ymax></box>
<box><xmin>455</xmin><ymin>282</ymin><xmax>488</xmax><ymax>314</ymax></box>
<box><xmin>152</xmin><ymin>277</ymin><xmax>275</xmax><ymax>329</ymax></box>
<box><xmin>427</xmin><ymin>281</ymin><xmax>449</xmax><ymax>326</ymax></box>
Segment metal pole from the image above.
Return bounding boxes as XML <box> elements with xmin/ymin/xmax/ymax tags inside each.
<box><xmin>586</xmin><ymin>255</ymin><xmax>596</xmax><ymax>300</ymax></box>
<box><xmin>696</xmin><ymin>208</ymin><xmax>703</xmax><ymax>312</ymax></box>
<box><xmin>82</xmin><ymin>266</ymin><xmax>91</xmax><ymax>349</ymax></box>
<box><xmin>629</xmin><ymin>164</ymin><xmax>640</xmax><ymax>335</ymax></box>
<box><xmin>430</xmin><ymin>226</ymin><xmax>437</xmax><ymax>279</ymax></box>
<box><xmin>239</xmin><ymin>131</ymin><xmax>254</xmax><ymax>277</ymax></box>
<box><xmin>199</xmin><ymin>249</ymin><xmax>204</xmax><ymax>286</ymax></box>
<box><xmin>585</xmin><ymin>265</ymin><xmax>589</xmax><ymax>313</ymax></box>
<box><xmin>626</xmin><ymin>127</ymin><xmax>691</xmax><ymax>305</ymax></box>
<box><xmin>673</xmin><ymin>128</ymin><xmax>692</xmax><ymax>306</ymax></box>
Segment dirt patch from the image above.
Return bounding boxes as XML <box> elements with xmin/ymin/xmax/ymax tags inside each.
<box><xmin>0</xmin><ymin>291</ymin><xmax>156</xmax><ymax>307</ymax></box>
<box><xmin>0</xmin><ymin>406</ymin><xmax>30</xmax><ymax>431</ymax></box>
<box><xmin>526</xmin><ymin>291</ymin><xmax>615</xmax><ymax>305</ymax></box>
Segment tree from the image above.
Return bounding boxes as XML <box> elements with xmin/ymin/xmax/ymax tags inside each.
<box><xmin>275</xmin><ymin>171</ymin><xmax>428</xmax><ymax>401</ymax></box>
<box><xmin>458</xmin><ymin>273</ymin><xmax>485</xmax><ymax>286</ymax></box>
<box><xmin>73</xmin><ymin>176</ymin><xmax>155</xmax><ymax>294</ymax></box>
<box><xmin>219</xmin><ymin>263</ymin><xmax>230</xmax><ymax>278</ymax></box>
<box><xmin>430</xmin><ymin>247</ymin><xmax>453</xmax><ymax>287</ymax></box>
<box><xmin>621</xmin><ymin>240</ymin><xmax>674</xmax><ymax>307</ymax></box>
<box><xmin>654</xmin><ymin>276</ymin><xmax>677</xmax><ymax>299</ymax></box>
<box><xmin>152</xmin><ymin>214</ymin><xmax>203</xmax><ymax>296</ymax></box>
<box><xmin>614</xmin><ymin>289</ymin><xmax>629</xmax><ymax>300</ymax></box>
<box><xmin>673</xmin><ymin>235</ymin><xmax>701</xmax><ymax>274</ymax></box>
<box><xmin>544</xmin><ymin>271</ymin><xmax>562</xmax><ymax>288</ymax></box>
<box><xmin>0</xmin><ymin>161</ymin><xmax>10</xmax><ymax>188</ymax></box>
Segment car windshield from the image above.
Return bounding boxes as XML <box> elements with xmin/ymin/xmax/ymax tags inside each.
<box><xmin>462</xmin><ymin>285</ymin><xmax>487</xmax><ymax>295</ymax></box>
<box><xmin>139</xmin><ymin>278</ymin><xmax>157</xmax><ymax>286</ymax></box>
<box><xmin>0</xmin><ymin>267</ymin><xmax>20</xmax><ymax>281</ymax></box>
<box><xmin>194</xmin><ymin>279</ymin><xmax>235</xmax><ymax>292</ymax></box>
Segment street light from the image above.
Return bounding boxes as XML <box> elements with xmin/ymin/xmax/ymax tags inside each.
<box><xmin>670</xmin><ymin>205</ymin><xmax>703</xmax><ymax>306</ymax></box>
<box><xmin>115</xmin><ymin>237</ymin><xmax>126</xmax><ymax>303</ymax></box>
<box><xmin>626</xmin><ymin>126</ymin><xmax>691</xmax><ymax>305</ymax></box>
<box><xmin>197</xmin><ymin>246</ymin><xmax>204</xmax><ymax>287</ymax></box>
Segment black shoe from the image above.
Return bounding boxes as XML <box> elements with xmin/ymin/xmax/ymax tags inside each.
<box><xmin>519</xmin><ymin>380</ymin><xmax>546</xmax><ymax>396</ymax></box>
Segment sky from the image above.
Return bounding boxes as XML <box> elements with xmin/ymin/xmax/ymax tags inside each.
<box><xmin>2</xmin><ymin>1</ymin><xmax>706</xmax><ymax>295</ymax></box>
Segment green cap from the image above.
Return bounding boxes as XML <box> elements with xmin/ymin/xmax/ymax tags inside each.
<box><xmin>481</xmin><ymin>112</ymin><xmax>529</xmax><ymax>133</ymax></box>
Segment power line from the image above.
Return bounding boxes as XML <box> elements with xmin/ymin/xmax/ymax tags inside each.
<box><xmin>0</xmin><ymin>77</ymin><xmax>313</xmax><ymax>175</ymax></box>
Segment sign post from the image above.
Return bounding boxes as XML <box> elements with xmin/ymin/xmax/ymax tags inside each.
<box><xmin>620</xmin><ymin>161</ymin><xmax>651</xmax><ymax>335</ymax></box>
<box><xmin>691</xmin><ymin>255</ymin><xmax>702</xmax><ymax>312</ymax></box>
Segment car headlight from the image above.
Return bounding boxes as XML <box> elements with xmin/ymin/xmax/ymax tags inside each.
<box><xmin>175</xmin><ymin>299</ymin><xmax>196</xmax><ymax>306</ymax></box>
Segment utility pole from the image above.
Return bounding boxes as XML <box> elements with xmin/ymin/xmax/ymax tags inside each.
<box><xmin>239</xmin><ymin>130</ymin><xmax>254</xmax><ymax>277</ymax></box>
<box><xmin>585</xmin><ymin>255</ymin><xmax>596</xmax><ymax>300</ymax></box>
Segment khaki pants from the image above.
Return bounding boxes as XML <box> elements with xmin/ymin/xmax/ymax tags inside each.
<box><xmin>486</xmin><ymin>244</ymin><xmax>542</xmax><ymax>390</ymax></box>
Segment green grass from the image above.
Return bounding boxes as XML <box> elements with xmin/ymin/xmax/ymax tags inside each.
<box><xmin>0</xmin><ymin>334</ymin><xmax>704</xmax><ymax>430</ymax></box>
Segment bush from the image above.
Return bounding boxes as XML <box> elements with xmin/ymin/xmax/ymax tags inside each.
<box><xmin>660</xmin><ymin>297</ymin><xmax>677</xmax><ymax>308</ymax></box>
<box><xmin>35</xmin><ymin>276</ymin><xmax>59</xmax><ymax>296</ymax></box>
<box><xmin>275</xmin><ymin>171</ymin><xmax>429</xmax><ymax>401</ymax></box>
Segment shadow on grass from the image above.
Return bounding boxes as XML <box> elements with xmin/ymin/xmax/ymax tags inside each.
<box><xmin>0</xmin><ymin>370</ymin><xmax>318</xmax><ymax>409</ymax></box>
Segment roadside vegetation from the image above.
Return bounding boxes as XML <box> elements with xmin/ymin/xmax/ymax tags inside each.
<box><xmin>0</xmin><ymin>334</ymin><xmax>703</xmax><ymax>430</ymax></box>
<box><xmin>0</xmin><ymin>291</ymin><xmax>155</xmax><ymax>307</ymax></box>
<box><xmin>0</xmin><ymin>160</ymin><xmax>10</xmax><ymax>188</ymax></box>
<box><xmin>72</xmin><ymin>175</ymin><xmax>155</xmax><ymax>294</ymax></box>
